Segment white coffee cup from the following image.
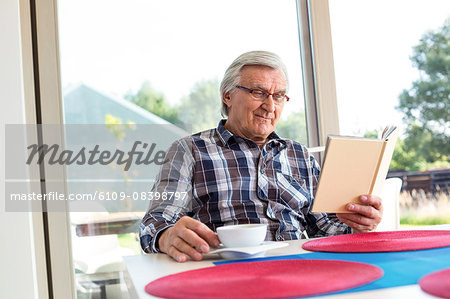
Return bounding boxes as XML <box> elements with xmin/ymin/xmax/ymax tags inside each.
<box><xmin>216</xmin><ymin>224</ymin><xmax>267</xmax><ymax>248</ymax></box>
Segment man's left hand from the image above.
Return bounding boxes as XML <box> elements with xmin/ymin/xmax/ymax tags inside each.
<box><xmin>337</xmin><ymin>195</ymin><xmax>383</xmax><ymax>233</ymax></box>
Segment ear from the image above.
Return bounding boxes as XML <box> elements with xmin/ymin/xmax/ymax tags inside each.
<box><xmin>223</xmin><ymin>92</ymin><xmax>232</xmax><ymax>107</ymax></box>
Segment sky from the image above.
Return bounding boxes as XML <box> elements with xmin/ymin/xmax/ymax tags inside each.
<box><xmin>58</xmin><ymin>0</ymin><xmax>449</xmax><ymax>137</ymax></box>
<box><xmin>329</xmin><ymin>0</ymin><xmax>449</xmax><ymax>135</ymax></box>
<box><xmin>58</xmin><ymin>0</ymin><xmax>304</xmax><ymax>109</ymax></box>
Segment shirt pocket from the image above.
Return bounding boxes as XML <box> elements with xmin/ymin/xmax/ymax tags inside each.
<box><xmin>275</xmin><ymin>172</ymin><xmax>311</xmax><ymax>209</ymax></box>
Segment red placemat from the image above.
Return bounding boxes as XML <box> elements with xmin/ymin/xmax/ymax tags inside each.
<box><xmin>419</xmin><ymin>267</ymin><xmax>450</xmax><ymax>299</ymax></box>
<box><xmin>302</xmin><ymin>230</ymin><xmax>450</xmax><ymax>253</ymax></box>
<box><xmin>145</xmin><ymin>259</ymin><xmax>383</xmax><ymax>299</ymax></box>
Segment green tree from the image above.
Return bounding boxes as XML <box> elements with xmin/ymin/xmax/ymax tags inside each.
<box><xmin>125</xmin><ymin>81</ymin><xmax>179</xmax><ymax>124</ymax></box>
<box><xmin>178</xmin><ymin>79</ymin><xmax>222</xmax><ymax>133</ymax></box>
<box><xmin>276</xmin><ymin>111</ymin><xmax>307</xmax><ymax>144</ymax></box>
<box><xmin>390</xmin><ymin>139</ymin><xmax>423</xmax><ymax>171</ymax></box>
<box><xmin>396</xmin><ymin>18</ymin><xmax>450</xmax><ymax>168</ymax></box>
<box><xmin>360</xmin><ymin>129</ymin><xmax>417</xmax><ymax>171</ymax></box>
<box><xmin>363</xmin><ymin>129</ymin><xmax>378</xmax><ymax>139</ymax></box>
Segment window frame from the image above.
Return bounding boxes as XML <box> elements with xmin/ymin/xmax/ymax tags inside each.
<box><xmin>20</xmin><ymin>0</ymin><xmax>75</xmax><ymax>298</ymax></box>
<box><xmin>298</xmin><ymin>0</ymin><xmax>340</xmax><ymax>150</ymax></box>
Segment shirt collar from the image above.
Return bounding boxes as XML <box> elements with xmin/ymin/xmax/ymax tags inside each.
<box><xmin>216</xmin><ymin>119</ymin><xmax>234</xmax><ymax>145</ymax></box>
<box><xmin>216</xmin><ymin>119</ymin><xmax>287</xmax><ymax>149</ymax></box>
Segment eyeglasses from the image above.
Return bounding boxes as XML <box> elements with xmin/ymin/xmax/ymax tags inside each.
<box><xmin>235</xmin><ymin>85</ymin><xmax>289</xmax><ymax>104</ymax></box>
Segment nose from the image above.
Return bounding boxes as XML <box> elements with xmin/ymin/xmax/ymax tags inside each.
<box><xmin>261</xmin><ymin>95</ymin><xmax>276</xmax><ymax>112</ymax></box>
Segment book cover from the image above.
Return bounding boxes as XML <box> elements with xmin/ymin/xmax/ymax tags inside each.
<box><xmin>311</xmin><ymin>127</ymin><xmax>398</xmax><ymax>213</ymax></box>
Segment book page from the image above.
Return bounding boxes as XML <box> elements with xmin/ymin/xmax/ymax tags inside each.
<box><xmin>312</xmin><ymin>137</ymin><xmax>384</xmax><ymax>213</ymax></box>
<box><xmin>371</xmin><ymin>128</ymin><xmax>399</xmax><ymax>196</ymax></box>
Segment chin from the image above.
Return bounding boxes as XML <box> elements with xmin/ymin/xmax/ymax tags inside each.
<box><xmin>254</xmin><ymin>127</ymin><xmax>273</xmax><ymax>137</ymax></box>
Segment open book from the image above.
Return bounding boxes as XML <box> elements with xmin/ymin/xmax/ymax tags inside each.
<box><xmin>311</xmin><ymin>126</ymin><xmax>399</xmax><ymax>213</ymax></box>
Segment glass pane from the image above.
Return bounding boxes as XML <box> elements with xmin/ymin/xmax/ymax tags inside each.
<box><xmin>329</xmin><ymin>0</ymin><xmax>450</xmax><ymax>227</ymax></box>
<box><xmin>58</xmin><ymin>0</ymin><xmax>306</xmax><ymax>297</ymax></box>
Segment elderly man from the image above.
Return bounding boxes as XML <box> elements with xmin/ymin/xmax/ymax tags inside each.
<box><xmin>140</xmin><ymin>51</ymin><xmax>383</xmax><ymax>262</ymax></box>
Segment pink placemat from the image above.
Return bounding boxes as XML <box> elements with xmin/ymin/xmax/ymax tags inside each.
<box><xmin>419</xmin><ymin>267</ymin><xmax>450</xmax><ymax>299</ymax></box>
<box><xmin>302</xmin><ymin>230</ymin><xmax>450</xmax><ymax>253</ymax></box>
<box><xmin>145</xmin><ymin>259</ymin><xmax>383</xmax><ymax>299</ymax></box>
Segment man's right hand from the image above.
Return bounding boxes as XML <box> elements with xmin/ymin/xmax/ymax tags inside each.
<box><xmin>158</xmin><ymin>216</ymin><xmax>220</xmax><ymax>262</ymax></box>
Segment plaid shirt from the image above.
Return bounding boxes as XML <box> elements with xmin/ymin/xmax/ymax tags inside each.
<box><xmin>140</xmin><ymin>120</ymin><xmax>351</xmax><ymax>253</ymax></box>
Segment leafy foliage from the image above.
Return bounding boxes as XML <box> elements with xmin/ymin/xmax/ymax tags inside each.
<box><xmin>178</xmin><ymin>79</ymin><xmax>222</xmax><ymax>133</ymax></box>
<box><xmin>125</xmin><ymin>81</ymin><xmax>180</xmax><ymax>124</ymax></box>
<box><xmin>363</xmin><ymin>130</ymin><xmax>379</xmax><ymax>139</ymax></box>
<box><xmin>126</xmin><ymin>79</ymin><xmax>308</xmax><ymax>144</ymax></box>
<box><xmin>396</xmin><ymin>18</ymin><xmax>450</xmax><ymax>169</ymax></box>
<box><xmin>276</xmin><ymin>111</ymin><xmax>307</xmax><ymax>144</ymax></box>
<box><xmin>104</xmin><ymin>114</ymin><xmax>136</xmax><ymax>141</ymax></box>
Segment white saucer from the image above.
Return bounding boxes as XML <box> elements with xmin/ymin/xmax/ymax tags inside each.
<box><xmin>207</xmin><ymin>241</ymin><xmax>289</xmax><ymax>260</ymax></box>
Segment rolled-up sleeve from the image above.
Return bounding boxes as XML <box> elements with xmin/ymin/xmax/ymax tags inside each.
<box><xmin>139</xmin><ymin>138</ymin><xmax>195</xmax><ymax>253</ymax></box>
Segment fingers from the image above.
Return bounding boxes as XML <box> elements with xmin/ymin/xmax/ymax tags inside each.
<box><xmin>348</xmin><ymin>195</ymin><xmax>382</xmax><ymax>215</ymax></box>
<box><xmin>347</xmin><ymin>202</ymin><xmax>376</xmax><ymax>218</ymax></box>
<box><xmin>359</xmin><ymin>195</ymin><xmax>383</xmax><ymax>211</ymax></box>
<box><xmin>166</xmin><ymin>246</ymin><xmax>187</xmax><ymax>263</ymax></box>
<box><xmin>184</xmin><ymin>218</ymin><xmax>220</xmax><ymax>249</ymax></box>
<box><xmin>337</xmin><ymin>214</ymin><xmax>372</xmax><ymax>233</ymax></box>
<box><xmin>337</xmin><ymin>195</ymin><xmax>384</xmax><ymax>233</ymax></box>
<box><xmin>338</xmin><ymin>212</ymin><xmax>373</xmax><ymax>226</ymax></box>
<box><xmin>159</xmin><ymin>216</ymin><xmax>220</xmax><ymax>263</ymax></box>
<box><xmin>337</xmin><ymin>213</ymin><xmax>376</xmax><ymax>232</ymax></box>
<box><xmin>178</xmin><ymin>226</ymin><xmax>214</xmax><ymax>253</ymax></box>
<box><xmin>171</xmin><ymin>236</ymin><xmax>203</xmax><ymax>261</ymax></box>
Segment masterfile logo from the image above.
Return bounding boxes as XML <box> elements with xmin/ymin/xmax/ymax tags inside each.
<box><xmin>26</xmin><ymin>141</ymin><xmax>167</xmax><ymax>171</ymax></box>
<box><xmin>4</xmin><ymin>124</ymin><xmax>193</xmax><ymax>212</ymax></box>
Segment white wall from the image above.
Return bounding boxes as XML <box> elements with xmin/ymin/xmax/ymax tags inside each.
<box><xmin>0</xmin><ymin>0</ymin><xmax>39</xmax><ymax>298</ymax></box>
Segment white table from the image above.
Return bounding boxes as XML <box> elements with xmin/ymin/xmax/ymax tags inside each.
<box><xmin>124</xmin><ymin>225</ymin><xmax>450</xmax><ymax>299</ymax></box>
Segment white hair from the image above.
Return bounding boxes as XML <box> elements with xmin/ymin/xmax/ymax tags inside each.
<box><xmin>219</xmin><ymin>50</ymin><xmax>289</xmax><ymax>117</ymax></box>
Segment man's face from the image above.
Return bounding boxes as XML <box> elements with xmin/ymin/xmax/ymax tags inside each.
<box><xmin>223</xmin><ymin>65</ymin><xmax>286</xmax><ymax>143</ymax></box>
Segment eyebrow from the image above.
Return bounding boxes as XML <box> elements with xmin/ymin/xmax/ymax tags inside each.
<box><xmin>250</xmin><ymin>84</ymin><xmax>287</xmax><ymax>93</ymax></box>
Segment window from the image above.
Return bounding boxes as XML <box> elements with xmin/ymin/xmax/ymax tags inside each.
<box><xmin>57</xmin><ymin>1</ymin><xmax>308</xmax><ymax>297</ymax></box>
<box><xmin>329</xmin><ymin>0</ymin><xmax>450</xmax><ymax>226</ymax></box>
<box><xmin>59</xmin><ymin>0</ymin><xmax>307</xmax><ymax>142</ymax></box>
